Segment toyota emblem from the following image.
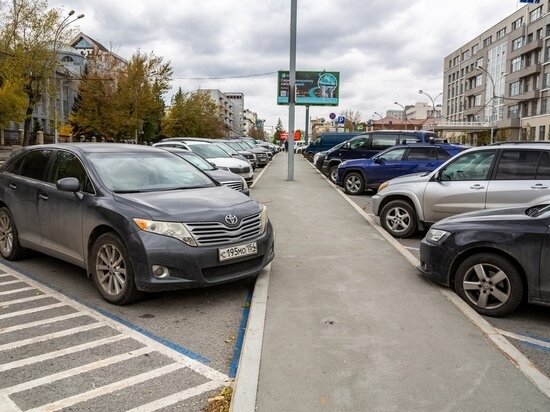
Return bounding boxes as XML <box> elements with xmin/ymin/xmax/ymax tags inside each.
<box><xmin>224</xmin><ymin>214</ymin><xmax>239</xmax><ymax>225</ymax></box>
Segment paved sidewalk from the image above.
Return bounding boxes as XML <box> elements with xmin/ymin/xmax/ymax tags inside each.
<box><xmin>248</xmin><ymin>153</ymin><xmax>550</xmax><ymax>411</ymax></box>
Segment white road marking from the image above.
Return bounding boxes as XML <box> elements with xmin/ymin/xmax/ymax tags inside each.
<box><xmin>0</xmin><ymin>294</ymin><xmax>48</xmax><ymax>306</ymax></box>
<box><xmin>0</xmin><ymin>287</ymin><xmax>34</xmax><ymax>296</ymax></box>
<box><xmin>0</xmin><ymin>280</ymin><xmax>26</xmax><ymax>286</ymax></box>
<box><xmin>404</xmin><ymin>246</ymin><xmax>420</xmax><ymax>251</ymax></box>
<box><xmin>0</xmin><ymin>263</ymin><xmax>230</xmax><ymax>411</ymax></box>
<box><xmin>0</xmin><ymin>274</ymin><xmax>13</xmax><ymax>278</ymax></box>
<box><xmin>0</xmin><ymin>322</ymin><xmax>104</xmax><ymax>351</ymax></box>
<box><xmin>125</xmin><ymin>380</ymin><xmax>225</xmax><ymax>412</ymax></box>
<box><xmin>0</xmin><ymin>302</ymin><xmax>66</xmax><ymax>319</ymax></box>
<box><xmin>0</xmin><ymin>312</ymin><xmax>84</xmax><ymax>335</ymax></box>
<box><xmin>26</xmin><ymin>363</ymin><xmax>186</xmax><ymax>412</ymax></box>
<box><xmin>498</xmin><ymin>329</ymin><xmax>550</xmax><ymax>351</ymax></box>
<box><xmin>0</xmin><ymin>347</ymin><xmax>154</xmax><ymax>396</ymax></box>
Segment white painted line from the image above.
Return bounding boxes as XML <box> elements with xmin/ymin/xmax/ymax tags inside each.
<box><xmin>0</xmin><ymin>274</ymin><xmax>12</xmax><ymax>278</ymax></box>
<box><xmin>0</xmin><ymin>294</ymin><xmax>48</xmax><ymax>306</ymax></box>
<box><xmin>0</xmin><ymin>287</ymin><xmax>34</xmax><ymax>296</ymax></box>
<box><xmin>0</xmin><ymin>264</ymin><xmax>229</xmax><ymax>384</ymax></box>
<box><xmin>249</xmin><ymin>161</ymin><xmax>271</xmax><ymax>189</ymax></box>
<box><xmin>0</xmin><ymin>347</ymin><xmax>155</xmax><ymax>396</ymax></box>
<box><xmin>0</xmin><ymin>280</ymin><xmax>26</xmax><ymax>286</ymax></box>
<box><xmin>0</xmin><ymin>302</ymin><xmax>66</xmax><ymax>320</ymax></box>
<box><xmin>0</xmin><ymin>312</ymin><xmax>84</xmax><ymax>335</ymax></box>
<box><xmin>0</xmin><ymin>396</ymin><xmax>19</xmax><ymax>412</ymax></box>
<box><xmin>0</xmin><ymin>322</ymin><xmax>104</xmax><ymax>351</ymax></box>
<box><xmin>498</xmin><ymin>329</ymin><xmax>550</xmax><ymax>350</ymax></box>
<box><xmin>126</xmin><ymin>380</ymin><xmax>224</xmax><ymax>412</ymax></box>
<box><xmin>404</xmin><ymin>246</ymin><xmax>420</xmax><ymax>251</ymax></box>
<box><xmin>26</xmin><ymin>363</ymin><xmax>185</xmax><ymax>412</ymax></box>
<box><xmin>0</xmin><ymin>334</ymin><xmax>127</xmax><ymax>372</ymax></box>
<box><xmin>311</xmin><ymin>159</ymin><xmax>550</xmax><ymax>399</ymax></box>
<box><xmin>231</xmin><ymin>264</ymin><xmax>271</xmax><ymax>412</ymax></box>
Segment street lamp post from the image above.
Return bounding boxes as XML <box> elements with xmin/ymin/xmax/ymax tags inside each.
<box><xmin>52</xmin><ymin>10</ymin><xmax>84</xmax><ymax>144</ymax></box>
<box><xmin>418</xmin><ymin>90</ymin><xmax>442</xmax><ymax>133</ymax></box>
<box><xmin>373</xmin><ymin>112</ymin><xmax>383</xmax><ymax>130</ymax></box>
<box><xmin>394</xmin><ymin>101</ymin><xmax>408</xmax><ymax>129</ymax></box>
<box><xmin>475</xmin><ymin>66</ymin><xmax>507</xmax><ymax>144</ymax></box>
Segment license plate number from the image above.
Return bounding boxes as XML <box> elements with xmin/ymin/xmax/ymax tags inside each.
<box><xmin>219</xmin><ymin>242</ymin><xmax>257</xmax><ymax>262</ymax></box>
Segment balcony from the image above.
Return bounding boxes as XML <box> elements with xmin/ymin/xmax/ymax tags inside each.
<box><xmin>464</xmin><ymin>84</ymin><xmax>485</xmax><ymax>97</ymax></box>
<box><xmin>507</xmin><ymin>63</ymin><xmax>542</xmax><ymax>82</ymax></box>
<box><xmin>497</xmin><ymin>118</ymin><xmax>521</xmax><ymax>128</ymax></box>
<box><xmin>509</xmin><ymin>38</ymin><xmax>543</xmax><ymax>59</ymax></box>
<box><xmin>463</xmin><ymin>106</ymin><xmax>482</xmax><ymax>116</ymax></box>
<box><xmin>512</xmin><ymin>89</ymin><xmax>540</xmax><ymax>101</ymax></box>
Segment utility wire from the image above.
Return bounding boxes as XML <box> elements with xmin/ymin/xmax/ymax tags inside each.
<box><xmin>173</xmin><ymin>71</ymin><xmax>277</xmax><ymax>80</ymax></box>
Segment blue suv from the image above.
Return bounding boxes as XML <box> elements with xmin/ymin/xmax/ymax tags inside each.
<box><xmin>336</xmin><ymin>143</ymin><xmax>466</xmax><ymax>195</ymax></box>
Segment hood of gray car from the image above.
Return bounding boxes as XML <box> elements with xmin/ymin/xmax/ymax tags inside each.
<box><xmin>387</xmin><ymin>171</ymin><xmax>432</xmax><ymax>186</ymax></box>
<box><xmin>435</xmin><ymin>206</ymin><xmax>531</xmax><ymax>228</ymax></box>
<box><xmin>113</xmin><ymin>186</ymin><xmax>258</xmax><ymax>222</ymax></box>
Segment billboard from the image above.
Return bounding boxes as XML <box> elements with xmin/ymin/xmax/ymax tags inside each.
<box><xmin>277</xmin><ymin>71</ymin><xmax>340</xmax><ymax>106</ymax></box>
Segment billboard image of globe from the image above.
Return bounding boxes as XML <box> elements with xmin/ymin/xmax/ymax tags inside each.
<box><xmin>277</xmin><ymin>71</ymin><xmax>340</xmax><ymax>106</ymax></box>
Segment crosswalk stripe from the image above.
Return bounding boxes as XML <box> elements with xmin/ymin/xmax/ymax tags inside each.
<box><xmin>0</xmin><ymin>287</ymin><xmax>33</xmax><ymax>296</ymax></box>
<box><xmin>0</xmin><ymin>323</ymin><xmax>105</xmax><ymax>351</ymax></box>
<box><xmin>0</xmin><ymin>313</ymin><xmax>84</xmax><ymax>335</ymax></box>
<box><xmin>0</xmin><ymin>302</ymin><xmax>65</xmax><ymax>320</ymax></box>
<box><xmin>0</xmin><ymin>347</ymin><xmax>154</xmax><ymax>396</ymax></box>
<box><xmin>0</xmin><ymin>334</ymin><xmax>127</xmax><ymax>372</ymax></box>
<box><xmin>26</xmin><ymin>363</ymin><xmax>186</xmax><ymax>412</ymax></box>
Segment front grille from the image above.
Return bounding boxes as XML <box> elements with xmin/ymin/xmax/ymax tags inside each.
<box><xmin>222</xmin><ymin>181</ymin><xmax>244</xmax><ymax>191</ymax></box>
<box><xmin>244</xmin><ymin>154</ymin><xmax>255</xmax><ymax>160</ymax></box>
<box><xmin>229</xmin><ymin>166</ymin><xmax>251</xmax><ymax>174</ymax></box>
<box><xmin>186</xmin><ymin>212</ymin><xmax>262</xmax><ymax>246</ymax></box>
<box><xmin>202</xmin><ymin>256</ymin><xmax>264</xmax><ymax>280</ymax></box>
<box><xmin>257</xmin><ymin>153</ymin><xmax>267</xmax><ymax>159</ymax></box>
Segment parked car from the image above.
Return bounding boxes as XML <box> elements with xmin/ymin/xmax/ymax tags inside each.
<box><xmin>162</xmin><ymin>148</ymin><xmax>250</xmax><ymax>195</ymax></box>
<box><xmin>314</xmin><ymin>141</ymin><xmax>350</xmax><ymax>171</ymax></box>
<box><xmin>372</xmin><ymin>143</ymin><xmax>550</xmax><ymax>238</ymax></box>
<box><xmin>322</xmin><ymin>130</ymin><xmax>442</xmax><ymax>181</ymax></box>
<box><xmin>236</xmin><ymin>139</ymin><xmax>272</xmax><ymax>165</ymax></box>
<box><xmin>0</xmin><ymin>144</ymin><xmax>274</xmax><ymax>304</ymax></box>
<box><xmin>303</xmin><ymin>132</ymin><xmax>364</xmax><ymax>162</ymax></box>
<box><xmin>154</xmin><ymin>141</ymin><xmax>254</xmax><ymax>185</ymax></box>
<box><xmin>419</xmin><ymin>203</ymin><xmax>550</xmax><ymax>317</ymax></box>
<box><xmin>336</xmin><ymin>143</ymin><xmax>466</xmax><ymax>194</ymax></box>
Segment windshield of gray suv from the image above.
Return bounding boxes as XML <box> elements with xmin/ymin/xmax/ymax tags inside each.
<box><xmin>226</xmin><ymin>141</ymin><xmax>247</xmax><ymax>151</ymax></box>
<box><xmin>88</xmin><ymin>152</ymin><xmax>216</xmax><ymax>192</ymax></box>
<box><xmin>177</xmin><ymin>152</ymin><xmax>215</xmax><ymax>171</ymax></box>
<box><xmin>189</xmin><ymin>143</ymin><xmax>231</xmax><ymax>159</ymax></box>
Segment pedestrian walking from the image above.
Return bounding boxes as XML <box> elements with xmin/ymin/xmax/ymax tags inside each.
<box><xmin>284</xmin><ymin>140</ymin><xmax>288</xmax><ymax>152</ymax></box>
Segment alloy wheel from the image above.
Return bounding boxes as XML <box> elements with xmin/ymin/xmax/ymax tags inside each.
<box><xmin>95</xmin><ymin>243</ymin><xmax>127</xmax><ymax>296</ymax></box>
<box><xmin>345</xmin><ymin>175</ymin><xmax>362</xmax><ymax>194</ymax></box>
<box><xmin>0</xmin><ymin>212</ymin><xmax>13</xmax><ymax>256</ymax></box>
<box><xmin>462</xmin><ymin>263</ymin><xmax>511</xmax><ymax>310</ymax></box>
<box><xmin>384</xmin><ymin>206</ymin><xmax>411</xmax><ymax>234</ymax></box>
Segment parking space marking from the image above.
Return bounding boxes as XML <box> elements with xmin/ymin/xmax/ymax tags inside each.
<box><xmin>0</xmin><ymin>287</ymin><xmax>34</xmax><ymax>296</ymax></box>
<box><xmin>0</xmin><ymin>280</ymin><xmax>26</xmax><ymax>286</ymax></box>
<box><xmin>0</xmin><ymin>263</ymin><xmax>230</xmax><ymax>411</ymax></box>
<box><xmin>308</xmin><ymin>159</ymin><xmax>550</xmax><ymax>398</ymax></box>
<box><xmin>0</xmin><ymin>313</ymin><xmax>84</xmax><ymax>335</ymax></box>
<box><xmin>498</xmin><ymin>329</ymin><xmax>550</xmax><ymax>351</ymax></box>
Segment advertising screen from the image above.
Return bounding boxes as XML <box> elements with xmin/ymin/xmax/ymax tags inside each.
<box><xmin>277</xmin><ymin>71</ymin><xmax>340</xmax><ymax>106</ymax></box>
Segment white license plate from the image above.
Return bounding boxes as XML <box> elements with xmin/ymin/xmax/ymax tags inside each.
<box><xmin>218</xmin><ymin>242</ymin><xmax>257</xmax><ymax>262</ymax></box>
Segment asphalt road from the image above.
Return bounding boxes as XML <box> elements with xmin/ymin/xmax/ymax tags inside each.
<box><xmin>345</xmin><ymin>190</ymin><xmax>550</xmax><ymax>378</ymax></box>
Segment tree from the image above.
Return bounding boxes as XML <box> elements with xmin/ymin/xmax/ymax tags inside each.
<box><xmin>340</xmin><ymin>109</ymin><xmax>361</xmax><ymax>131</ymax></box>
<box><xmin>0</xmin><ymin>0</ymin><xmax>75</xmax><ymax>145</ymax></box>
<box><xmin>274</xmin><ymin>118</ymin><xmax>284</xmax><ymax>141</ymax></box>
<box><xmin>161</xmin><ymin>89</ymin><xmax>225</xmax><ymax>138</ymax></box>
<box><xmin>0</xmin><ymin>57</ymin><xmax>26</xmax><ymax>127</ymax></box>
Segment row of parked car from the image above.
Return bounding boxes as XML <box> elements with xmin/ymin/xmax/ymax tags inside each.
<box><xmin>0</xmin><ymin>138</ymin><xmax>277</xmax><ymax>305</ymax></box>
<box><xmin>306</xmin><ymin>130</ymin><xmax>550</xmax><ymax>316</ymax></box>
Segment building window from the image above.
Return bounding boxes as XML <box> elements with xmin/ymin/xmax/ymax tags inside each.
<box><xmin>530</xmin><ymin>7</ymin><xmax>542</xmax><ymax>23</ymax></box>
<box><xmin>512</xmin><ymin>37</ymin><xmax>524</xmax><ymax>51</ymax></box>
<box><xmin>512</xmin><ymin>17</ymin><xmax>524</xmax><ymax>30</ymax></box>
<box><xmin>472</xmin><ymin>44</ymin><xmax>479</xmax><ymax>55</ymax></box>
<box><xmin>537</xmin><ymin>28</ymin><xmax>543</xmax><ymax>39</ymax></box>
<box><xmin>496</xmin><ymin>27</ymin><xmax>507</xmax><ymax>39</ymax></box>
<box><xmin>462</xmin><ymin>50</ymin><xmax>471</xmax><ymax>61</ymax></box>
<box><xmin>511</xmin><ymin>57</ymin><xmax>522</xmax><ymax>72</ymax></box>
<box><xmin>508</xmin><ymin>104</ymin><xmax>520</xmax><ymax>119</ymax></box>
<box><xmin>510</xmin><ymin>81</ymin><xmax>521</xmax><ymax>96</ymax></box>
<box><xmin>540</xmin><ymin>126</ymin><xmax>546</xmax><ymax>140</ymax></box>
<box><xmin>475</xmin><ymin>94</ymin><xmax>482</xmax><ymax>106</ymax></box>
<box><xmin>476</xmin><ymin>57</ymin><xmax>484</xmax><ymax>68</ymax></box>
<box><xmin>483</xmin><ymin>36</ymin><xmax>492</xmax><ymax>47</ymax></box>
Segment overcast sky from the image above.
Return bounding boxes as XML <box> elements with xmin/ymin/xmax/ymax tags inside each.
<box><xmin>51</xmin><ymin>0</ymin><xmax>524</xmax><ymax>132</ymax></box>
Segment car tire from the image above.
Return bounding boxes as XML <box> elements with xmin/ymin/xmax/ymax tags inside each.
<box><xmin>329</xmin><ymin>165</ymin><xmax>339</xmax><ymax>184</ymax></box>
<box><xmin>454</xmin><ymin>253</ymin><xmax>523</xmax><ymax>317</ymax></box>
<box><xmin>343</xmin><ymin>172</ymin><xmax>365</xmax><ymax>195</ymax></box>
<box><xmin>0</xmin><ymin>207</ymin><xmax>26</xmax><ymax>260</ymax></box>
<box><xmin>307</xmin><ymin>152</ymin><xmax>314</xmax><ymax>162</ymax></box>
<box><xmin>91</xmin><ymin>233</ymin><xmax>143</xmax><ymax>305</ymax></box>
<box><xmin>380</xmin><ymin>200</ymin><xmax>417</xmax><ymax>238</ymax></box>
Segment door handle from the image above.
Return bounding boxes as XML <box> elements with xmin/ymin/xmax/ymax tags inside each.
<box><xmin>470</xmin><ymin>184</ymin><xmax>485</xmax><ymax>190</ymax></box>
<box><xmin>38</xmin><ymin>193</ymin><xmax>48</xmax><ymax>201</ymax></box>
<box><xmin>8</xmin><ymin>183</ymin><xmax>16</xmax><ymax>190</ymax></box>
<box><xmin>531</xmin><ymin>184</ymin><xmax>549</xmax><ymax>190</ymax></box>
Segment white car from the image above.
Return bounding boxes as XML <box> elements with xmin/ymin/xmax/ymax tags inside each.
<box><xmin>153</xmin><ymin>141</ymin><xmax>254</xmax><ymax>184</ymax></box>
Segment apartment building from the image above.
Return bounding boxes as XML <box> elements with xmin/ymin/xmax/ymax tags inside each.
<box><xmin>224</xmin><ymin>92</ymin><xmax>245</xmax><ymax>136</ymax></box>
<box><xmin>443</xmin><ymin>0</ymin><xmax>550</xmax><ymax>140</ymax></box>
<box><xmin>206</xmin><ymin>89</ymin><xmax>234</xmax><ymax>136</ymax></box>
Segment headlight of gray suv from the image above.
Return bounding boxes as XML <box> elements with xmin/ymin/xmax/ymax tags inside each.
<box><xmin>425</xmin><ymin>228</ymin><xmax>450</xmax><ymax>245</ymax></box>
<box><xmin>134</xmin><ymin>218</ymin><xmax>197</xmax><ymax>246</ymax></box>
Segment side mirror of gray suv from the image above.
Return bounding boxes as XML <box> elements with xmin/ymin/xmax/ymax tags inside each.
<box><xmin>57</xmin><ymin>177</ymin><xmax>80</xmax><ymax>192</ymax></box>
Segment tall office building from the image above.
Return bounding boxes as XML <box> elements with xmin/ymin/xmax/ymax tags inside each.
<box><xmin>224</xmin><ymin>92</ymin><xmax>245</xmax><ymax>136</ymax></box>
<box><xmin>443</xmin><ymin>0</ymin><xmax>550</xmax><ymax>140</ymax></box>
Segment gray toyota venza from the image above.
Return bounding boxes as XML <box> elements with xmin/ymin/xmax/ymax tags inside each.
<box><xmin>0</xmin><ymin>144</ymin><xmax>274</xmax><ymax>304</ymax></box>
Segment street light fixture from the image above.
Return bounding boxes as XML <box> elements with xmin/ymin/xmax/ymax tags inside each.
<box><xmin>475</xmin><ymin>66</ymin><xmax>507</xmax><ymax>144</ymax></box>
<box><xmin>373</xmin><ymin>112</ymin><xmax>384</xmax><ymax>130</ymax></box>
<box><xmin>418</xmin><ymin>90</ymin><xmax>442</xmax><ymax>133</ymax></box>
<box><xmin>53</xmin><ymin>10</ymin><xmax>84</xmax><ymax>144</ymax></box>
<box><xmin>394</xmin><ymin>101</ymin><xmax>408</xmax><ymax>129</ymax></box>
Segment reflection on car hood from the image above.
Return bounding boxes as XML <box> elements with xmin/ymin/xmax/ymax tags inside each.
<box><xmin>387</xmin><ymin>171</ymin><xmax>431</xmax><ymax>185</ymax></box>
<box><xmin>113</xmin><ymin>186</ymin><xmax>257</xmax><ymax>222</ymax></box>
<box><xmin>205</xmin><ymin>169</ymin><xmax>242</xmax><ymax>184</ymax></box>
<box><xmin>340</xmin><ymin>158</ymin><xmax>374</xmax><ymax>168</ymax></box>
<box><xmin>435</xmin><ymin>206</ymin><xmax>530</xmax><ymax>228</ymax></box>
<box><xmin>207</xmin><ymin>157</ymin><xmax>249</xmax><ymax>168</ymax></box>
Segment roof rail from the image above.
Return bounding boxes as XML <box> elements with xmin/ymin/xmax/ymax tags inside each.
<box><xmin>489</xmin><ymin>140</ymin><xmax>550</xmax><ymax>145</ymax></box>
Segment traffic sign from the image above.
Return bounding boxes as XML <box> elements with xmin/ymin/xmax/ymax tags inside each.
<box><xmin>329</xmin><ymin>112</ymin><xmax>336</xmax><ymax>120</ymax></box>
<box><xmin>337</xmin><ymin>116</ymin><xmax>345</xmax><ymax>124</ymax></box>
